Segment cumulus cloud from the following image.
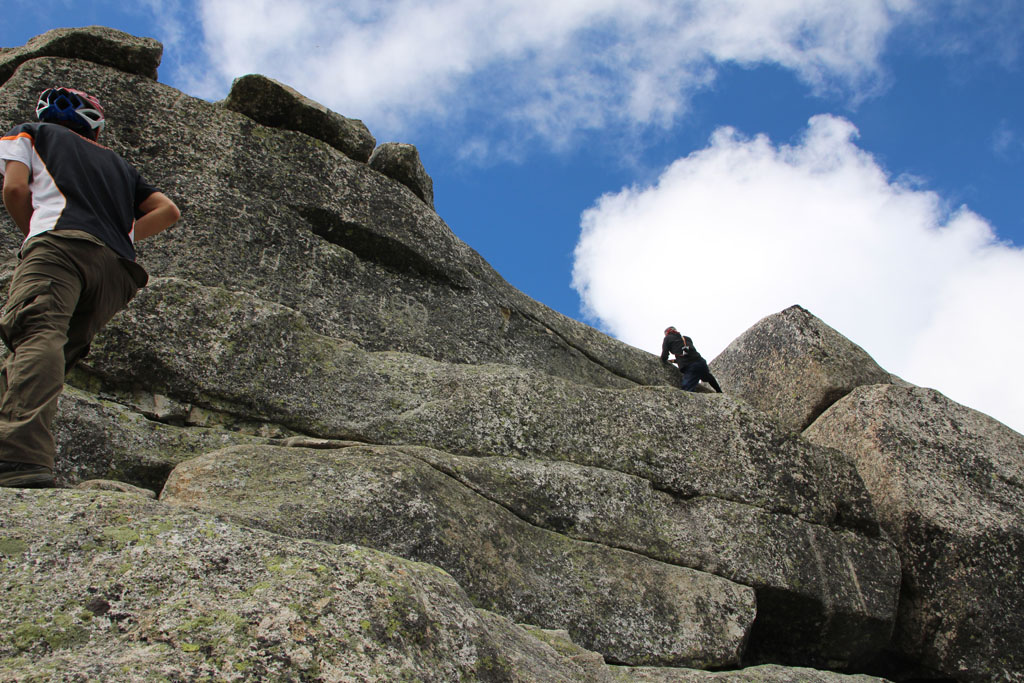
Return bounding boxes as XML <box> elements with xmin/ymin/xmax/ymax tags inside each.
<box><xmin>190</xmin><ymin>0</ymin><xmax>913</xmax><ymax>145</ymax></box>
<box><xmin>571</xmin><ymin>114</ymin><xmax>1024</xmax><ymax>434</ymax></box>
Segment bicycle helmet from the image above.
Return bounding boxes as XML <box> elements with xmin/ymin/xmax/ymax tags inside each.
<box><xmin>36</xmin><ymin>87</ymin><xmax>106</xmax><ymax>139</ymax></box>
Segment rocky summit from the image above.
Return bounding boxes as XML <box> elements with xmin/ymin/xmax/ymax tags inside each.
<box><xmin>1</xmin><ymin>27</ymin><xmax>1021</xmax><ymax>683</ymax></box>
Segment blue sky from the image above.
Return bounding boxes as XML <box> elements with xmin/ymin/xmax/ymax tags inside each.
<box><xmin>3</xmin><ymin>1</ymin><xmax>1023</xmax><ymax>433</ymax></box>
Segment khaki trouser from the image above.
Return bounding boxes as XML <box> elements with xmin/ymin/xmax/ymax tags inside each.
<box><xmin>0</xmin><ymin>232</ymin><xmax>140</xmax><ymax>469</ymax></box>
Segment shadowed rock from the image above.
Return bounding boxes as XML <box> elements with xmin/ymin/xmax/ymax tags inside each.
<box><xmin>0</xmin><ymin>26</ymin><xmax>161</xmax><ymax>84</ymax></box>
<box><xmin>805</xmin><ymin>385</ymin><xmax>1024</xmax><ymax>682</ymax></box>
<box><xmin>608</xmin><ymin>664</ymin><xmax>891</xmax><ymax>681</ymax></box>
<box><xmin>534</xmin><ymin>631</ymin><xmax>892</xmax><ymax>682</ymax></box>
<box><xmin>221</xmin><ymin>73</ymin><xmax>376</xmax><ymax>162</ymax></box>
<box><xmin>369</xmin><ymin>142</ymin><xmax>435</xmax><ymax>209</ymax></box>
<box><xmin>711</xmin><ymin>306</ymin><xmax>892</xmax><ymax>432</ymax></box>
<box><xmin>0</xmin><ymin>488</ymin><xmax>610</xmax><ymax>682</ymax></box>
<box><xmin>410</xmin><ymin>448</ymin><xmax>898</xmax><ymax>668</ymax></box>
<box><xmin>161</xmin><ymin>444</ymin><xmax>757</xmax><ymax>668</ymax></box>
<box><xmin>51</xmin><ymin>385</ymin><xmax>271</xmax><ymax>491</ymax></box>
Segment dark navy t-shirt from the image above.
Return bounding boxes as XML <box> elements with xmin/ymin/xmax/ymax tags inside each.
<box><xmin>0</xmin><ymin>122</ymin><xmax>158</xmax><ymax>262</ymax></box>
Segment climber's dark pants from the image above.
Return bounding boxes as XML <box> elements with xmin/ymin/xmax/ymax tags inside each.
<box><xmin>0</xmin><ymin>233</ymin><xmax>138</xmax><ymax>470</ymax></box>
<box><xmin>678</xmin><ymin>359</ymin><xmax>723</xmax><ymax>393</ymax></box>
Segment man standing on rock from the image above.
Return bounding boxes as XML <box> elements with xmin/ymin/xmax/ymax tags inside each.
<box><xmin>661</xmin><ymin>326</ymin><xmax>723</xmax><ymax>393</ymax></box>
<box><xmin>0</xmin><ymin>86</ymin><xmax>179</xmax><ymax>488</ymax></box>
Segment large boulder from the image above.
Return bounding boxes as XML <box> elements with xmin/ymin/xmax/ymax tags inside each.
<box><xmin>369</xmin><ymin>142</ymin><xmax>435</xmax><ymax>209</ymax></box>
<box><xmin>0</xmin><ymin>488</ymin><xmax>609</xmax><ymax>682</ymax></box>
<box><xmin>161</xmin><ymin>444</ymin><xmax>757</xmax><ymax>668</ymax></box>
<box><xmin>221</xmin><ymin>73</ymin><xmax>376</xmax><ymax>162</ymax></box>
<box><xmin>710</xmin><ymin>306</ymin><xmax>893</xmax><ymax>432</ymax></box>
<box><xmin>411</xmin><ymin>448</ymin><xmax>898</xmax><ymax>667</ymax></box>
<box><xmin>0</xmin><ymin>25</ymin><xmax>161</xmax><ymax>84</ymax></box>
<box><xmin>804</xmin><ymin>385</ymin><xmax>1024</xmax><ymax>681</ymax></box>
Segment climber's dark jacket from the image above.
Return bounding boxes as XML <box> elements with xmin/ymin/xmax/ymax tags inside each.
<box><xmin>661</xmin><ymin>331</ymin><xmax>704</xmax><ymax>369</ymax></box>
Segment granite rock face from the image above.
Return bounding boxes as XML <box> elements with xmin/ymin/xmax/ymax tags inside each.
<box><xmin>84</xmin><ymin>278</ymin><xmax>880</xmax><ymax>536</ymax></box>
<box><xmin>161</xmin><ymin>444</ymin><xmax>757</xmax><ymax>668</ymax></box>
<box><xmin>82</xmin><ymin>276</ymin><xmax>895</xmax><ymax>668</ymax></box>
<box><xmin>412</xmin><ymin>448</ymin><xmax>898</xmax><ymax>667</ymax></box>
<box><xmin>21</xmin><ymin>273</ymin><xmax>891</xmax><ymax>674</ymax></box>
<box><xmin>1</xmin><ymin>26</ymin><xmax>1020</xmax><ymax>682</ymax></box>
<box><xmin>711</xmin><ymin>306</ymin><xmax>893</xmax><ymax>432</ymax></box>
<box><xmin>0</xmin><ymin>53</ymin><xmax>674</xmax><ymax>391</ymax></box>
<box><xmin>805</xmin><ymin>385</ymin><xmax>1024</xmax><ymax>682</ymax></box>
<box><xmin>0</xmin><ymin>488</ymin><xmax>610</xmax><ymax>682</ymax></box>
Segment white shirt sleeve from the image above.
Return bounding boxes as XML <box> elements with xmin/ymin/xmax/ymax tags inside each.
<box><xmin>0</xmin><ymin>130</ymin><xmax>35</xmax><ymax>175</ymax></box>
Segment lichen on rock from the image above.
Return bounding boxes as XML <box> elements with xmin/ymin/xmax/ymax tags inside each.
<box><xmin>805</xmin><ymin>384</ymin><xmax>1024</xmax><ymax>681</ymax></box>
<box><xmin>0</xmin><ymin>488</ymin><xmax>605</xmax><ymax>682</ymax></box>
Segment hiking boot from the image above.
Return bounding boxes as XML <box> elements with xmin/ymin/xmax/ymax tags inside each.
<box><xmin>0</xmin><ymin>461</ymin><xmax>55</xmax><ymax>488</ymax></box>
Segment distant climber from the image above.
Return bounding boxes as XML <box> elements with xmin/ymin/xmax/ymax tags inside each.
<box><xmin>661</xmin><ymin>326</ymin><xmax>722</xmax><ymax>393</ymax></box>
<box><xmin>0</xmin><ymin>86</ymin><xmax>180</xmax><ymax>488</ymax></box>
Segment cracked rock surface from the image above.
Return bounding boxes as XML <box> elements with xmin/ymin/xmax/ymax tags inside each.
<box><xmin>1</xmin><ymin>488</ymin><xmax>608</xmax><ymax>682</ymax></box>
<box><xmin>805</xmin><ymin>385</ymin><xmax>1024</xmax><ymax>681</ymax></box>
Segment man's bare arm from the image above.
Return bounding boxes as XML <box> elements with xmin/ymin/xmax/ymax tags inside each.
<box><xmin>133</xmin><ymin>191</ymin><xmax>180</xmax><ymax>240</ymax></box>
<box><xmin>2</xmin><ymin>161</ymin><xmax>33</xmax><ymax>237</ymax></box>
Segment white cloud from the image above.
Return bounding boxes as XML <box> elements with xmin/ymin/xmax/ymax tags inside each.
<box><xmin>191</xmin><ymin>0</ymin><xmax>914</xmax><ymax>145</ymax></box>
<box><xmin>992</xmin><ymin>120</ymin><xmax>1023</xmax><ymax>161</ymax></box>
<box><xmin>571</xmin><ymin>114</ymin><xmax>1024</xmax><ymax>434</ymax></box>
<box><xmin>909</xmin><ymin>0</ymin><xmax>1024</xmax><ymax>67</ymax></box>
<box><xmin>138</xmin><ymin>0</ymin><xmax>187</xmax><ymax>47</ymax></box>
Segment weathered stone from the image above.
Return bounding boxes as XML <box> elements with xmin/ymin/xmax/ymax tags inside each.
<box><xmin>221</xmin><ymin>73</ymin><xmax>376</xmax><ymax>162</ymax></box>
<box><xmin>0</xmin><ymin>26</ymin><xmax>161</xmax><ymax>84</ymax></box>
<box><xmin>609</xmin><ymin>664</ymin><xmax>892</xmax><ymax>681</ymax></box>
<box><xmin>72</xmin><ymin>479</ymin><xmax>157</xmax><ymax>498</ymax></box>
<box><xmin>409</xmin><ymin>448</ymin><xmax>898</xmax><ymax>668</ymax></box>
<box><xmin>161</xmin><ymin>444</ymin><xmax>757</xmax><ymax>668</ymax></box>
<box><xmin>51</xmin><ymin>384</ymin><xmax>272</xmax><ymax>491</ymax></box>
<box><xmin>84</xmin><ymin>277</ymin><xmax>880</xmax><ymax>537</ymax></box>
<box><xmin>0</xmin><ymin>56</ymin><xmax>674</xmax><ymax>390</ymax></box>
<box><xmin>804</xmin><ymin>385</ymin><xmax>1024</xmax><ymax>682</ymax></box>
<box><xmin>0</xmin><ymin>488</ymin><xmax>608</xmax><ymax>682</ymax></box>
<box><xmin>522</xmin><ymin>627</ymin><xmax>616</xmax><ymax>680</ymax></box>
<box><xmin>710</xmin><ymin>306</ymin><xmax>893</xmax><ymax>432</ymax></box>
<box><xmin>369</xmin><ymin>142</ymin><xmax>435</xmax><ymax>209</ymax></box>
